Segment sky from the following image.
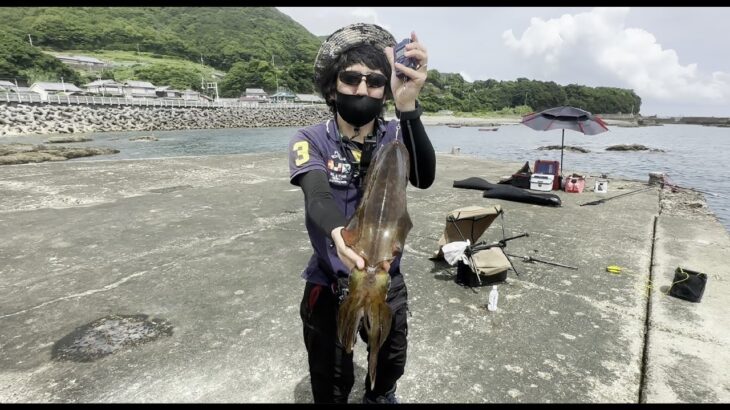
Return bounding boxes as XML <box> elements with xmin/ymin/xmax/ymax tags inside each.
<box><xmin>277</xmin><ymin>7</ymin><xmax>730</xmax><ymax>117</ymax></box>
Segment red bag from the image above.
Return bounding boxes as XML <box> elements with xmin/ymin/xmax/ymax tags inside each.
<box><xmin>564</xmin><ymin>175</ymin><xmax>585</xmax><ymax>193</ymax></box>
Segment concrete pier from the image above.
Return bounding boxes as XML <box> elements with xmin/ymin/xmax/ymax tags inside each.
<box><xmin>0</xmin><ymin>152</ymin><xmax>728</xmax><ymax>403</ymax></box>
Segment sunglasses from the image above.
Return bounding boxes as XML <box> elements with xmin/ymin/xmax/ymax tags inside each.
<box><xmin>338</xmin><ymin>71</ymin><xmax>388</xmax><ymax>88</ymax></box>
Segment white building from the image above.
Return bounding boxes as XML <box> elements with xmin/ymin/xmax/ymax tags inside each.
<box><xmin>122</xmin><ymin>80</ymin><xmax>157</xmax><ymax>98</ymax></box>
<box><xmin>56</xmin><ymin>55</ymin><xmax>108</xmax><ymax>71</ymax></box>
<box><xmin>155</xmin><ymin>86</ymin><xmax>183</xmax><ymax>99</ymax></box>
<box><xmin>0</xmin><ymin>80</ymin><xmax>17</xmax><ymax>91</ymax></box>
<box><xmin>85</xmin><ymin>79</ymin><xmax>124</xmax><ymax>96</ymax></box>
<box><xmin>271</xmin><ymin>90</ymin><xmax>296</xmax><ymax>102</ymax></box>
<box><xmin>29</xmin><ymin>82</ymin><xmax>84</xmax><ymax>101</ymax></box>
<box><xmin>243</xmin><ymin>88</ymin><xmax>269</xmax><ymax>101</ymax></box>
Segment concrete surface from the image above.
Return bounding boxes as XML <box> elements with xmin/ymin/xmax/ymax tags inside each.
<box><xmin>0</xmin><ymin>152</ymin><xmax>727</xmax><ymax>403</ymax></box>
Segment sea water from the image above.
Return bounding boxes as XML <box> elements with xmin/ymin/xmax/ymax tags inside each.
<box><xmin>3</xmin><ymin>123</ymin><xmax>728</xmax><ymax>232</ymax></box>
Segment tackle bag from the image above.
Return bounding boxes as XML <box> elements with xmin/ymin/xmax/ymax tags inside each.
<box><xmin>668</xmin><ymin>267</ymin><xmax>708</xmax><ymax>303</ymax></box>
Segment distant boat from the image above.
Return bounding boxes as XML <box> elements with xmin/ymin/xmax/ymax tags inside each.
<box><xmin>447</xmin><ymin>124</ymin><xmax>462</xmax><ymax>128</ymax></box>
<box><xmin>479</xmin><ymin>127</ymin><xmax>499</xmax><ymax>132</ymax></box>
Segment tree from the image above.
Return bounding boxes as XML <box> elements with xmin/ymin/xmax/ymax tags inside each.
<box><xmin>0</xmin><ymin>29</ymin><xmax>82</xmax><ymax>85</ymax></box>
<box><xmin>131</xmin><ymin>63</ymin><xmax>201</xmax><ymax>91</ymax></box>
<box><xmin>280</xmin><ymin>60</ymin><xmax>314</xmax><ymax>93</ymax></box>
<box><xmin>219</xmin><ymin>59</ymin><xmax>277</xmax><ymax>97</ymax></box>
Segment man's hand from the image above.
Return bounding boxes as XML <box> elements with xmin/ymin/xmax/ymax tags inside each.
<box><xmin>331</xmin><ymin>226</ymin><xmax>365</xmax><ymax>272</ymax></box>
<box><xmin>384</xmin><ymin>31</ymin><xmax>428</xmax><ymax>113</ymax></box>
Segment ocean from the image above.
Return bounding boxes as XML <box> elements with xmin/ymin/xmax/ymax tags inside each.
<box><xmin>3</xmin><ymin>123</ymin><xmax>728</xmax><ymax>232</ymax></box>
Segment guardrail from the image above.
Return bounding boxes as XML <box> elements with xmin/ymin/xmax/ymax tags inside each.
<box><xmin>0</xmin><ymin>92</ymin><xmax>322</xmax><ymax>109</ymax></box>
<box><xmin>2</xmin><ymin>92</ymin><xmax>43</xmax><ymax>104</ymax></box>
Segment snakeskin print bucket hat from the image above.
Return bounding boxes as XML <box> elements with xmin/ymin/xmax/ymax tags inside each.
<box><xmin>313</xmin><ymin>23</ymin><xmax>396</xmax><ymax>85</ymax></box>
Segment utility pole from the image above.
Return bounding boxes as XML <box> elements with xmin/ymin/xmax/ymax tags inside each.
<box><xmin>28</xmin><ymin>34</ymin><xmax>33</xmax><ymax>47</ymax></box>
<box><xmin>200</xmin><ymin>54</ymin><xmax>205</xmax><ymax>92</ymax></box>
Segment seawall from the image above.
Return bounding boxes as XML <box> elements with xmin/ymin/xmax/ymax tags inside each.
<box><xmin>0</xmin><ymin>103</ymin><xmax>332</xmax><ymax>136</ymax></box>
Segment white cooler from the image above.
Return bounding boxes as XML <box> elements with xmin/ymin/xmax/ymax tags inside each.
<box><xmin>530</xmin><ymin>173</ymin><xmax>554</xmax><ymax>191</ymax></box>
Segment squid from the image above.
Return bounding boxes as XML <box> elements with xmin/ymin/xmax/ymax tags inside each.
<box><xmin>337</xmin><ymin>140</ymin><xmax>413</xmax><ymax>390</ymax></box>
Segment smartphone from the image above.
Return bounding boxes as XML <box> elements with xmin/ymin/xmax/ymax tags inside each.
<box><xmin>393</xmin><ymin>38</ymin><xmax>418</xmax><ymax>79</ymax></box>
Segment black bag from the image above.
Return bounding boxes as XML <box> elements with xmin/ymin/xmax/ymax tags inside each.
<box><xmin>668</xmin><ymin>267</ymin><xmax>708</xmax><ymax>303</ymax></box>
<box><xmin>456</xmin><ymin>260</ymin><xmax>481</xmax><ymax>287</ymax></box>
<box><xmin>510</xmin><ymin>172</ymin><xmax>531</xmax><ymax>189</ymax></box>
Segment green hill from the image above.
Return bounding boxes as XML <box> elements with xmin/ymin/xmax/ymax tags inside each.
<box><xmin>0</xmin><ymin>7</ymin><xmax>321</xmax><ymax>70</ymax></box>
<box><xmin>0</xmin><ymin>7</ymin><xmax>322</xmax><ymax>94</ymax></box>
<box><xmin>46</xmin><ymin>49</ymin><xmax>226</xmax><ymax>92</ymax></box>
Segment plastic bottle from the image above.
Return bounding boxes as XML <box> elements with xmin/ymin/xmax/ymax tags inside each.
<box><xmin>487</xmin><ymin>285</ymin><xmax>499</xmax><ymax>312</ymax></box>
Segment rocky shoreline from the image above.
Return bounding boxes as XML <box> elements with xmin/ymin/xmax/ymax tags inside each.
<box><xmin>5</xmin><ymin>104</ymin><xmax>727</xmax><ymax>137</ymax></box>
<box><xmin>0</xmin><ymin>103</ymin><xmax>332</xmax><ymax>136</ymax></box>
<box><xmin>0</xmin><ymin>143</ymin><xmax>119</xmax><ymax>165</ymax></box>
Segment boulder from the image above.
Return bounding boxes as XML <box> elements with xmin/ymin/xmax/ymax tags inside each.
<box><xmin>45</xmin><ymin>135</ymin><xmax>93</xmax><ymax>143</ymax></box>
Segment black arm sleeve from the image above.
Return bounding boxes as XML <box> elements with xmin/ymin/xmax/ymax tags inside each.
<box><xmin>398</xmin><ymin>102</ymin><xmax>436</xmax><ymax>189</ymax></box>
<box><xmin>297</xmin><ymin>169</ymin><xmax>347</xmax><ymax>238</ymax></box>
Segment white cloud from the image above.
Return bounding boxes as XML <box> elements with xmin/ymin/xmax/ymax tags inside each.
<box><xmin>501</xmin><ymin>7</ymin><xmax>730</xmax><ymax>105</ymax></box>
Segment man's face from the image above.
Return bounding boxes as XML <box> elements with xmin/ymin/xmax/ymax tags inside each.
<box><xmin>336</xmin><ymin>63</ymin><xmax>387</xmax><ymax>99</ymax></box>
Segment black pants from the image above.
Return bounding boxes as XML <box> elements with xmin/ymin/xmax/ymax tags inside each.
<box><xmin>300</xmin><ymin>275</ymin><xmax>408</xmax><ymax>404</ymax></box>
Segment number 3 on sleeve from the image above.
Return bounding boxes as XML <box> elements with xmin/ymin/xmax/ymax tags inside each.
<box><xmin>293</xmin><ymin>141</ymin><xmax>310</xmax><ymax>166</ymax></box>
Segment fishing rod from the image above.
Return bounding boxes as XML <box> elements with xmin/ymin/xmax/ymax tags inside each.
<box><xmin>579</xmin><ymin>186</ymin><xmax>654</xmax><ymax>206</ymax></box>
<box><xmin>504</xmin><ymin>253</ymin><xmax>578</xmax><ymax>270</ymax></box>
<box><xmin>470</xmin><ymin>232</ymin><xmax>530</xmax><ymax>252</ymax></box>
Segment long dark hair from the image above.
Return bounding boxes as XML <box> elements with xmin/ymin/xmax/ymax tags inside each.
<box><xmin>316</xmin><ymin>44</ymin><xmax>393</xmax><ymax>114</ymax></box>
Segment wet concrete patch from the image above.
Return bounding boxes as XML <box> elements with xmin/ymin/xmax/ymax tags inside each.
<box><xmin>51</xmin><ymin>314</ymin><xmax>173</xmax><ymax>362</ymax></box>
<box><xmin>148</xmin><ymin>185</ymin><xmax>193</xmax><ymax>194</ymax></box>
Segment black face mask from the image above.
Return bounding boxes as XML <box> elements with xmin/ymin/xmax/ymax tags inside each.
<box><xmin>335</xmin><ymin>91</ymin><xmax>384</xmax><ymax>127</ymax></box>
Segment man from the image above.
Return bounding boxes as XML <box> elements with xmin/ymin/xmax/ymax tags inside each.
<box><xmin>288</xmin><ymin>23</ymin><xmax>435</xmax><ymax>404</ymax></box>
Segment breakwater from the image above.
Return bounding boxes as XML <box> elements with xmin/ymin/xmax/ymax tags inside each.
<box><xmin>0</xmin><ymin>103</ymin><xmax>332</xmax><ymax>136</ymax></box>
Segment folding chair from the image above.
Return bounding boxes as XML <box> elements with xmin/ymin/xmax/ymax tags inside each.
<box><xmin>432</xmin><ymin>205</ymin><xmax>523</xmax><ymax>286</ymax></box>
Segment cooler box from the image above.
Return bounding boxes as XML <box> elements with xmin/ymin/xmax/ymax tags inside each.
<box><xmin>530</xmin><ymin>173</ymin><xmax>554</xmax><ymax>191</ymax></box>
<box><xmin>595</xmin><ymin>179</ymin><xmax>609</xmax><ymax>193</ymax></box>
<box><xmin>534</xmin><ymin>160</ymin><xmax>561</xmax><ymax>190</ymax></box>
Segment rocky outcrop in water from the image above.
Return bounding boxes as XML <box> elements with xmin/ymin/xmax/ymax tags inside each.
<box><xmin>606</xmin><ymin>144</ymin><xmax>665</xmax><ymax>152</ymax></box>
<box><xmin>0</xmin><ymin>143</ymin><xmax>120</xmax><ymax>165</ymax></box>
<box><xmin>129</xmin><ymin>136</ymin><xmax>159</xmax><ymax>141</ymax></box>
<box><xmin>538</xmin><ymin>145</ymin><xmax>591</xmax><ymax>153</ymax></box>
<box><xmin>0</xmin><ymin>103</ymin><xmax>332</xmax><ymax>136</ymax></box>
<box><xmin>45</xmin><ymin>135</ymin><xmax>93</xmax><ymax>143</ymax></box>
